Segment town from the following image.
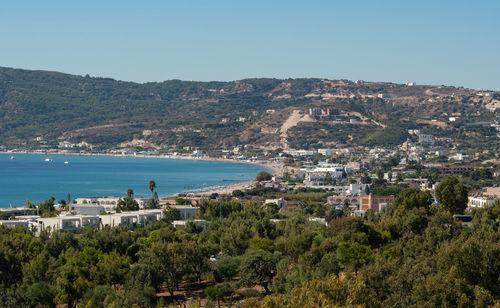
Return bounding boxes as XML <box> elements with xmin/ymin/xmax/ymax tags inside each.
<box><xmin>2</xmin><ymin>127</ymin><xmax>499</xmax><ymax>232</ymax></box>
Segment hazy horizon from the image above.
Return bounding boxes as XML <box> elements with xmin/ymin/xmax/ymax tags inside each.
<box><xmin>1</xmin><ymin>1</ymin><xmax>499</xmax><ymax>90</ymax></box>
<box><xmin>2</xmin><ymin>65</ymin><xmax>496</xmax><ymax>92</ymax></box>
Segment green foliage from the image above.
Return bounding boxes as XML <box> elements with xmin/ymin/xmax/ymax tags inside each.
<box><xmin>205</xmin><ymin>282</ymin><xmax>235</xmax><ymax>300</ymax></box>
<box><xmin>239</xmin><ymin>249</ymin><xmax>277</xmax><ymax>293</ymax></box>
<box><xmin>249</xmin><ymin>237</ymin><xmax>275</xmax><ymax>252</ymax></box>
<box><xmin>27</xmin><ymin>281</ymin><xmax>55</xmax><ymax>307</ymax></box>
<box><xmin>435</xmin><ymin>176</ymin><xmax>469</xmax><ymax>214</ymax></box>
<box><xmin>232</xmin><ymin>189</ymin><xmax>245</xmax><ymax>198</ymax></box>
<box><xmin>38</xmin><ymin>196</ymin><xmax>57</xmax><ymax>217</ymax></box>
<box><xmin>249</xmin><ymin>275</ymin><xmax>368</xmax><ymax>307</ymax></box>
<box><xmin>238</xmin><ymin>288</ymin><xmax>259</xmax><ymax>299</ymax></box>
<box><xmin>256</xmin><ymin>171</ymin><xmax>272</xmax><ymax>181</ymax></box>
<box><xmin>337</xmin><ymin>242</ymin><xmax>374</xmax><ymax>275</ymax></box>
<box><xmin>162</xmin><ymin>205</ymin><xmax>181</xmax><ymax>223</ymax></box>
<box><xmin>361</xmin><ymin>125</ymin><xmax>407</xmax><ymax>146</ymax></box>
<box><xmin>372</xmin><ymin>185</ymin><xmax>402</xmax><ymax>196</ymax></box>
<box><xmin>175</xmin><ymin>198</ymin><xmax>191</xmax><ymax>205</ymax></box>
<box><xmin>116</xmin><ymin>197</ymin><xmax>139</xmax><ymax>212</ymax></box>
<box><xmin>0</xmin><ymin>187</ymin><xmax>499</xmax><ymax>307</ymax></box>
<box><xmin>393</xmin><ymin>188</ymin><xmax>433</xmax><ymax>212</ymax></box>
<box><xmin>0</xmin><ymin>67</ymin><xmax>497</xmax><ymax>151</ymax></box>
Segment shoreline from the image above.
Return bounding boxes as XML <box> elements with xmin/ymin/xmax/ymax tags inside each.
<box><xmin>1</xmin><ymin>151</ymin><xmax>280</xmax><ymax>204</ymax></box>
<box><xmin>0</xmin><ymin>150</ymin><xmax>279</xmax><ymax>173</ymax></box>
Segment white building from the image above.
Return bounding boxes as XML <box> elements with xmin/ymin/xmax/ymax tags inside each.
<box><xmin>309</xmin><ymin>108</ymin><xmax>323</xmax><ymax>116</ymax></box>
<box><xmin>74</xmin><ymin>196</ymin><xmax>150</xmax><ymax>211</ymax></box>
<box><xmin>284</xmin><ymin>149</ymin><xmax>317</xmax><ymax>157</ymax></box>
<box><xmin>468</xmin><ymin>196</ymin><xmax>496</xmax><ymax>208</ymax></box>
<box><xmin>346</xmin><ymin>161</ymin><xmax>361</xmax><ymax>171</ymax></box>
<box><xmin>100</xmin><ymin>210</ymin><xmax>163</xmax><ymax>228</ymax></box>
<box><xmin>346</xmin><ymin>184</ymin><xmax>369</xmax><ymax>195</ymax></box>
<box><xmin>318</xmin><ymin>149</ymin><xmax>335</xmax><ymax>156</ymax></box>
<box><xmin>37</xmin><ymin>215</ymin><xmax>100</xmax><ymax>233</ymax></box>
<box><xmin>0</xmin><ymin>220</ymin><xmax>32</xmax><ymax>228</ymax></box>
<box><xmin>308</xmin><ymin>217</ymin><xmax>327</xmax><ymax>225</ymax></box>
<box><xmin>170</xmin><ymin>205</ymin><xmax>198</xmax><ymax>219</ymax></box>
<box><xmin>71</xmin><ymin>204</ymin><xmax>105</xmax><ymax>215</ymax></box>
<box><xmin>264</xmin><ymin>198</ymin><xmax>287</xmax><ymax>209</ymax></box>
<box><xmin>58</xmin><ymin>141</ymin><xmax>75</xmax><ymax>148</ymax></box>
<box><xmin>418</xmin><ymin>134</ymin><xmax>435</xmax><ymax>144</ymax></box>
<box><xmin>173</xmin><ymin>219</ymin><xmax>208</xmax><ymax>227</ymax></box>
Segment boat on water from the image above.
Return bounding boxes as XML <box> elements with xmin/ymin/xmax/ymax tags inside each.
<box><xmin>64</xmin><ymin>161</ymin><xmax>69</xmax><ymax>164</ymax></box>
<box><xmin>10</xmin><ymin>156</ymin><xmax>15</xmax><ymax>160</ymax></box>
<box><xmin>44</xmin><ymin>158</ymin><xmax>53</xmax><ymax>162</ymax></box>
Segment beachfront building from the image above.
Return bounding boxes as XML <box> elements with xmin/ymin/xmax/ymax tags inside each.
<box><xmin>74</xmin><ymin>196</ymin><xmax>150</xmax><ymax>211</ymax></box>
<box><xmin>100</xmin><ymin>213</ymin><xmax>138</xmax><ymax>228</ymax></box>
<box><xmin>35</xmin><ymin>210</ymin><xmax>163</xmax><ymax>232</ymax></box>
<box><xmin>100</xmin><ymin>210</ymin><xmax>163</xmax><ymax>228</ymax></box>
<box><xmin>0</xmin><ymin>207</ymin><xmax>38</xmax><ymax>219</ymax></box>
<box><xmin>0</xmin><ymin>220</ymin><xmax>32</xmax><ymax>228</ymax></box>
<box><xmin>37</xmin><ymin>215</ymin><xmax>100</xmax><ymax>233</ymax></box>
<box><xmin>171</xmin><ymin>205</ymin><xmax>198</xmax><ymax>219</ymax></box>
<box><xmin>72</xmin><ymin>204</ymin><xmax>105</xmax><ymax>215</ymax></box>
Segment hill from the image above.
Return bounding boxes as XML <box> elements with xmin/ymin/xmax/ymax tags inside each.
<box><xmin>0</xmin><ymin>66</ymin><xmax>498</xmax><ymax>151</ymax></box>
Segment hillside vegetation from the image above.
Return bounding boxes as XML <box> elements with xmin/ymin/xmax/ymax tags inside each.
<box><xmin>0</xmin><ymin>67</ymin><xmax>498</xmax><ymax>150</ymax></box>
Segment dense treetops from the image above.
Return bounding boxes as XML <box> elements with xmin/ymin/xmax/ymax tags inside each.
<box><xmin>0</xmin><ymin>185</ymin><xmax>499</xmax><ymax>307</ymax></box>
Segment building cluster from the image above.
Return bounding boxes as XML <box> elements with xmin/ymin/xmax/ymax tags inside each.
<box><xmin>0</xmin><ymin>203</ymin><xmax>201</xmax><ymax>234</ymax></box>
<box><xmin>468</xmin><ymin>187</ymin><xmax>500</xmax><ymax>209</ymax></box>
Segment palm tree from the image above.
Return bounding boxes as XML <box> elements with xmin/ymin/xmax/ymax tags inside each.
<box><xmin>149</xmin><ymin>180</ymin><xmax>157</xmax><ymax>207</ymax></box>
<box><xmin>127</xmin><ymin>189</ymin><xmax>134</xmax><ymax>198</ymax></box>
<box><xmin>149</xmin><ymin>180</ymin><xmax>156</xmax><ymax>196</ymax></box>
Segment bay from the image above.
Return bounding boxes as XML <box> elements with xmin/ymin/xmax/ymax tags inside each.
<box><xmin>0</xmin><ymin>154</ymin><xmax>267</xmax><ymax>207</ymax></box>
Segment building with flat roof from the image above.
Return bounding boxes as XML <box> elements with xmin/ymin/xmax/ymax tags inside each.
<box><xmin>37</xmin><ymin>215</ymin><xmax>100</xmax><ymax>233</ymax></box>
<box><xmin>468</xmin><ymin>196</ymin><xmax>496</xmax><ymax>208</ymax></box>
<box><xmin>173</xmin><ymin>219</ymin><xmax>208</xmax><ymax>227</ymax></box>
<box><xmin>327</xmin><ymin>195</ymin><xmax>360</xmax><ymax>206</ymax></box>
<box><xmin>359</xmin><ymin>195</ymin><xmax>394</xmax><ymax>212</ymax></box>
<box><xmin>0</xmin><ymin>207</ymin><xmax>38</xmax><ymax>218</ymax></box>
<box><xmin>264</xmin><ymin>198</ymin><xmax>287</xmax><ymax>209</ymax></box>
<box><xmin>170</xmin><ymin>205</ymin><xmax>198</xmax><ymax>219</ymax></box>
<box><xmin>0</xmin><ymin>220</ymin><xmax>32</xmax><ymax>228</ymax></box>
<box><xmin>71</xmin><ymin>204</ymin><xmax>105</xmax><ymax>215</ymax></box>
<box><xmin>484</xmin><ymin>187</ymin><xmax>500</xmax><ymax>198</ymax></box>
<box><xmin>74</xmin><ymin>196</ymin><xmax>150</xmax><ymax>211</ymax></box>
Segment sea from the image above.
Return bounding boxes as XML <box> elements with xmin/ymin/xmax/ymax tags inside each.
<box><xmin>0</xmin><ymin>154</ymin><xmax>268</xmax><ymax>207</ymax></box>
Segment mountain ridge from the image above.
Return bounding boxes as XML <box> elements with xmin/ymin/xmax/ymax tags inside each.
<box><xmin>1</xmin><ymin>66</ymin><xmax>498</xmax><ymax>151</ymax></box>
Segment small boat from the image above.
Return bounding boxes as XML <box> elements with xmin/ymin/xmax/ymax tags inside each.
<box><xmin>10</xmin><ymin>156</ymin><xmax>14</xmax><ymax>160</ymax></box>
<box><xmin>64</xmin><ymin>160</ymin><xmax>69</xmax><ymax>164</ymax></box>
<box><xmin>44</xmin><ymin>158</ymin><xmax>53</xmax><ymax>162</ymax></box>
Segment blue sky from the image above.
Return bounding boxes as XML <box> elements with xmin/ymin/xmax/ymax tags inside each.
<box><xmin>1</xmin><ymin>1</ymin><xmax>499</xmax><ymax>89</ymax></box>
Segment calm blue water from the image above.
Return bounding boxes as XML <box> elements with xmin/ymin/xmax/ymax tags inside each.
<box><xmin>0</xmin><ymin>154</ymin><xmax>267</xmax><ymax>207</ymax></box>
